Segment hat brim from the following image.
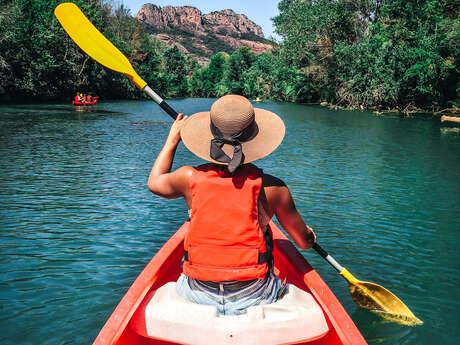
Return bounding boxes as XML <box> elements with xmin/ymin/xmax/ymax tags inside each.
<box><xmin>181</xmin><ymin>108</ymin><xmax>285</xmax><ymax>165</ymax></box>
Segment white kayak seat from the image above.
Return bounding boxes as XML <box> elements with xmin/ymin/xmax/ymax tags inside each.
<box><xmin>130</xmin><ymin>281</ymin><xmax>329</xmax><ymax>345</ymax></box>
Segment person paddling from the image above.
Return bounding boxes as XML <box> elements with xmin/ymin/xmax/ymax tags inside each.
<box><xmin>148</xmin><ymin>95</ymin><xmax>316</xmax><ymax>315</ymax></box>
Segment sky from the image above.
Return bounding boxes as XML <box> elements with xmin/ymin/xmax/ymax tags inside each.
<box><xmin>119</xmin><ymin>0</ymin><xmax>281</xmax><ymax>39</ymax></box>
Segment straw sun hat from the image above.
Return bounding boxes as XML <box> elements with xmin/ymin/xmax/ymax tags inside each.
<box><xmin>181</xmin><ymin>95</ymin><xmax>285</xmax><ymax>173</ymax></box>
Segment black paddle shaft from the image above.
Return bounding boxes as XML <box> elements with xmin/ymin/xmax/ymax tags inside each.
<box><xmin>143</xmin><ymin>86</ymin><xmax>179</xmax><ymax>120</ymax></box>
<box><xmin>312</xmin><ymin>243</ymin><xmax>344</xmax><ymax>273</ymax></box>
<box><xmin>159</xmin><ymin>100</ymin><xmax>179</xmax><ymax>120</ymax></box>
<box><xmin>312</xmin><ymin>243</ymin><xmax>329</xmax><ymax>258</ymax></box>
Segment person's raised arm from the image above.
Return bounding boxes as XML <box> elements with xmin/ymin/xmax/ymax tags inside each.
<box><xmin>264</xmin><ymin>175</ymin><xmax>316</xmax><ymax>249</ymax></box>
<box><xmin>147</xmin><ymin>114</ymin><xmax>193</xmax><ymax>199</ymax></box>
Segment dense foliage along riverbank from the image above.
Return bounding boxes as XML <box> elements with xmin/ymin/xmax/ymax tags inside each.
<box><xmin>1</xmin><ymin>0</ymin><xmax>458</xmax><ymax>112</ymax></box>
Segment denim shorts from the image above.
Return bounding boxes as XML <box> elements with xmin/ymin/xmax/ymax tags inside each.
<box><xmin>176</xmin><ymin>271</ymin><xmax>284</xmax><ymax>316</ymax></box>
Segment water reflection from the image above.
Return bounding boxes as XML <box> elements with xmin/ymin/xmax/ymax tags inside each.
<box><xmin>355</xmin><ymin>309</ymin><xmax>413</xmax><ymax>344</ymax></box>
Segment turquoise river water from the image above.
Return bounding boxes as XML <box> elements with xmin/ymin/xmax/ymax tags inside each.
<box><xmin>0</xmin><ymin>99</ymin><xmax>459</xmax><ymax>344</ymax></box>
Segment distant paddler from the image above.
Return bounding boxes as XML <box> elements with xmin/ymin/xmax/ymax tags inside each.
<box><xmin>255</xmin><ymin>97</ymin><xmax>261</xmax><ymax>103</ymax></box>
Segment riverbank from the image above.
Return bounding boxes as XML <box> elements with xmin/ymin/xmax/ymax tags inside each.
<box><xmin>3</xmin><ymin>95</ymin><xmax>459</xmax><ymax>123</ymax></box>
<box><xmin>317</xmin><ymin>101</ymin><xmax>460</xmax><ymax>120</ymax></box>
<box><xmin>2</xmin><ymin>0</ymin><xmax>458</xmax><ymax>117</ymax></box>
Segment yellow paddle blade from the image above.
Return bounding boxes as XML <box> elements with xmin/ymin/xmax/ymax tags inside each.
<box><xmin>54</xmin><ymin>2</ymin><xmax>146</xmax><ymax>90</ymax></box>
<box><xmin>340</xmin><ymin>268</ymin><xmax>423</xmax><ymax>326</ymax></box>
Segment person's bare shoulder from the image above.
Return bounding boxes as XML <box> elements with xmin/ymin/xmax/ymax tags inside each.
<box><xmin>262</xmin><ymin>173</ymin><xmax>286</xmax><ymax>188</ymax></box>
<box><xmin>172</xmin><ymin>165</ymin><xmax>195</xmax><ymax>186</ymax></box>
<box><xmin>262</xmin><ymin>173</ymin><xmax>289</xmax><ymax>208</ymax></box>
<box><xmin>160</xmin><ymin>165</ymin><xmax>195</xmax><ymax>199</ymax></box>
<box><xmin>176</xmin><ymin>165</ymin><xmax>195</xmax><ymax>177</ymax></box>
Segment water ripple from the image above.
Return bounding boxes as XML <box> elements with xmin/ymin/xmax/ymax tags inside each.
<box><xmin>1</xmin><ymin>101</ymin><xmax>459</xmax><ymax>345</ymax></box>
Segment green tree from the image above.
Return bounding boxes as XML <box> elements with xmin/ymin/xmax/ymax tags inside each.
<box><xmin>137</xmin><ymin>34</ymin><xmax>168</xmax><ymax>98</ymax></box>
<box><xmin>273</xmin><ymin>0</ymin><xmax>459</xmax><ymax>110</ymax></box>
<box><xmin>219</xmin><ymin>47</ymin><xmax>256</xmax><ymax>96</ymax></box>
<box><xmin>163</xmin><ymin>45</ymin><xmax>188</xmax><ymax>97</ymax></box>
<box><xmin>1</xmin><ymin>0</ymin><xmax>457</xmax><ymax>111</ymax></box>
<box><xmin>190</xmin><ymin>52</ymin><xmax>228</xmax><ymax>97</ymax></box>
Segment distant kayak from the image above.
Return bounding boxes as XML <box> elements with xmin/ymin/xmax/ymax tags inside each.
<box><xmin>93</xmin><ymin>221</ymin><xmax>367</xmax><ymax>345</ymax></box>
<box><xmin>73</xmin><ymin>96</ymin><xmax>99</xmax><ymax>106</ymax></box>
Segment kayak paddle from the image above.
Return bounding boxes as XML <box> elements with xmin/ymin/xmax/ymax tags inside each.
<box><xmin>54</xmin><ymin>2</ymin><xmax>178</xmax><ymax>119</ymax></box>
<box><xmin>313</xmin><ymin>243</ymin><xmax>423</xmax><ymax>326</ymax></box>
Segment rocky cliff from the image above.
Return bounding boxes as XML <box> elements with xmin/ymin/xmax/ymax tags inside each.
<box><xmin>136</xmin><ymin>4</ymin><xmax>273</xmax><ymax>65</ymax></box>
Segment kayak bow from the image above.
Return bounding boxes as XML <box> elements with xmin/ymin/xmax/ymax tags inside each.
<box><xmin>93</xmin><ymin>222</ymin><xmax>367</xmax><ymax>345</ymax></box>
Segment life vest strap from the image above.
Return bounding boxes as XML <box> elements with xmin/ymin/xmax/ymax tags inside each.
<box><xmin>184</xmin><ymin>250</ymin><xmax>271</xmax><ymax>264</ymax></box>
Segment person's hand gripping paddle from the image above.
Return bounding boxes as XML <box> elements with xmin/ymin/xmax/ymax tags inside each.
<box><xmin>54</xmin><ymin>2</ymin><xmax>178</xmax><ymax>119</ymax></box>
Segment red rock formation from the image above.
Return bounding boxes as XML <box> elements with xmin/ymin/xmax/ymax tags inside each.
<box><xmin>136</xmin><ymin>3</ymin><xmax>273</xmax><ymax>64</ymax></box>
<box><xmin>202</xmin><ymin>9</ymin><xmax>264</xmax><ymax>37</ymax></box>
<box><xmin>137</xmin><ymin>5</ymin><xmax>205</xmax><ymax>35</ymax></box>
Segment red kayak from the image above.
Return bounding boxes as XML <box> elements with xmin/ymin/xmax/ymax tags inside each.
<box><xmin>73</xmin><ymin>96</ymin><xmax>99</xmax><ymax>106</ymax></box>
<box><xmin>93</xmin><ymin>222</ymin><xmax>367</xmax><ymax>345</ymax></box>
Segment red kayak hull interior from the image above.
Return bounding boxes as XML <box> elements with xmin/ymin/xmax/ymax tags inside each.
<box><xmin>93</xmin><ymin>222</ymin><xmax>367</xmax><ymax>345</ymax></box>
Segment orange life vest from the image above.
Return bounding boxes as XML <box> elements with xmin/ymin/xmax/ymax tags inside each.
<box><xmin>183</xmin><ymin>163</ymin><xmax>272</xmax><ymax>282</ymax></box>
